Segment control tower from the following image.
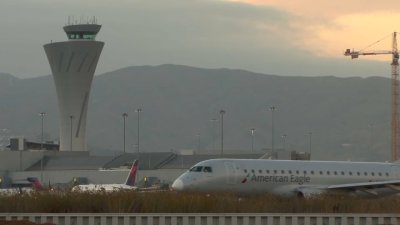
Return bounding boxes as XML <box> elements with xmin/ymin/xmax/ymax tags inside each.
<box><xmin>44</xmin><ymin>22</ymin><xmax>104</xmax><ymax>151</ymax></box>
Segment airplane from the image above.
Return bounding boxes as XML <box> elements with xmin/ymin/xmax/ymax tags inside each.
<box><xmin>0</xmin><ymin>177</ymin><xmax>44</xmax><ymax>195</ymax></box>
<box><xmin>171</xmin><ymin>159</ymin><xmax>400</xmax><ymax>197</ymax></box>
<box><xmin>71</xmin><ymin>160</ymin><xmax>138</xmax><ymax>192</ymax></box>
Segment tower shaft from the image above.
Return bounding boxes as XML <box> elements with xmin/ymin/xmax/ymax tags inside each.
<box><xmin>44</xmin><ymin>23</ymin><xmax>104</xmax><ymax>151</ymax></box>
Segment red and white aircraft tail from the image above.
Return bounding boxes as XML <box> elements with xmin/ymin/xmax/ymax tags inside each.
<box><xmin>125</xmin><ymin>160</ymin><xmax>138</xmax><ymax>186</ymax></box>
<box><xmin>26</xmin><ymin>177</ymin><xmax>44</xmax><ymax>191</ymax></box>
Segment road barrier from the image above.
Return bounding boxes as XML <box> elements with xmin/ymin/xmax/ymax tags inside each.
<box><xmin>0</xmin><ymin>213</ymin><xmax>398</xmax><ymax>225</ymax></box>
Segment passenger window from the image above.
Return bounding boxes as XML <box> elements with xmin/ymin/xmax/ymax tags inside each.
<box><xmin>334</xmin><ymin>171</ymin><xmax>337</xmax><ymax>175</ymax></box>
<box><xmin>244</xmin><ymin>169</ymin><xmax>247</xmax><ymax>173</ymax></box>
<box><xmin>266</xmin><ymin>170</ymin><xmax>270</xmax><ymax>174</ymax></box>
<box><xmin>371</xmin><ymin>172</ymin><xmax>375</xmax><ymax>176</ymax></box>
<box><xmin>349</xmin><ymin>172</ymin><xmax>352</xmax><ymax>175</ymax></box>
<box><xmin>296</xmin><ymin>170</ymin><xmax>299</xmax><ymax>174</ymax></box>
<box><xmin>259</xmin><ymin>170</ymin><xmax>262</xmax><ymax>173</ymax></box>
<box><xmin>364</xmin><ymin>172</ymin><xmax>368</xmax><ymax>176</ymax></box>
<box><xmin>190</xmin><ymin>166</ymin><xmax>203</xmax><ymax>172</ymax></box>
<box><xmin>319</xmin><ymin>171</ymin><xmax>323</xmax><ymax>175</ymax></box>
<box><xmin>203</xmin><ymin>167</ymin><xmax>212</xmax><ymax>173</ymax></box>
<box><xmin>311</xmin><ymin>171</ymin><xmax>314</xmax><ymax>175</ymax></box>
<box><xmin>357</xmin><ymin>172</ymin><xmax>360</xmax><ymax>176</ymax></box>
<box><xmin>288</xmin><ymin>170</ymin><xmax>292</xmax><ymax>174</ymax></box>
<box><xmin>274</xmin><ymin>170</ymin><xmax>277</xmax><ymax>174</ymax></box>
<box><xmin>327</xmin><ymin>171</ymin><xmax>330</xmax><ymax>175</ymax></box>
<box><xmin>251</xmin><ymin>169</ymin><xmax>255</xmax><ymax>173</ymax></box>
<box><xmin>281</xmin><ymin>170</ymin><xmax>285</xmax><ymax>174</ymax></box>
<box><xmin>303</xmin><ymin>171</ymin><xmax>307</xmax><ymax>175</ymax></box>
<box><xmin>386</xmin><ymin>172</ymin><xmax>389</xmax><ymax>176</ymax></box>
<box><xmin>340</xmin><ymin>171</ymin><xmax>344</xmax><ymax>175</ymax></box>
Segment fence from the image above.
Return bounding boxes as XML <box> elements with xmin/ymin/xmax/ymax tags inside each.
<box><xmin>0</xmin><ymin>213</ymin><xmax>398</xmax><ymax>225</ymax></box>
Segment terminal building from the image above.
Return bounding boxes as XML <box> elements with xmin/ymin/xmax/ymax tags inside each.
<box><xmin>0</xmin><ymin>148</ymin><xmax>268</xmax><ymax>189</ymax></box>
<box><xmin>0</xmin><ymin>144</ymin><xmax>308</xmax><ymax>189</ymax></box>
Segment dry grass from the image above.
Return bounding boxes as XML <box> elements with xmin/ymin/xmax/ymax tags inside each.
<box><xmin>0</xmin><ymin>191</ymin><xmax>400</xmax><ymax>213</ymax></box>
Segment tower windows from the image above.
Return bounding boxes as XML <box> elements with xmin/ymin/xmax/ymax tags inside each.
<box><xmin>67</xmin><ymin>32</ymin><xmax>97</xmax><ymax>40</ymax></box>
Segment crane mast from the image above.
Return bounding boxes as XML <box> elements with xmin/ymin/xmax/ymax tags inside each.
<box><xmin>345</xmin><ymin>32</ymin><xmax>399</xmax><ymax>161</ymax></box>
<box><xmin>391</xmin><ymin>32</ymin><xmax>399</xmax><ymax>161</ymax></box>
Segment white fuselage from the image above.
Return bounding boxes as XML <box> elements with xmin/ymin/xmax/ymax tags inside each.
<box><xmin>72</xmin><ymin>160</ymin><xmax>138</xmax><ymax>192</ymax></box>
<box><xmin>172</xmin><ymin>159</ymin><xmax>400</xmax><ymax>196</ymax></box>
<box><xmin>0</xmin><ymin>187</ymin><xmax>34</xmax><ymax>195</ymax></box>
<box><xmin>72</xmin><ymin>184</ymin><xmax>136</xmax><ymax>192</ymax></box>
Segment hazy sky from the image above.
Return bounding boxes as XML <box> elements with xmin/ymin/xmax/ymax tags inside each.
<box><xmin>0</xmin><ymin>0</ymin><xmax>398</xmax><ymax>78</ymax></box>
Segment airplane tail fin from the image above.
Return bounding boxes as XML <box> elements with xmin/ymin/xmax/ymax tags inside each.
<box><xmin>27</xmin><ymin>177</ymin><xmax>44</xmax><ymax>191</ymax></box>
<box><xmin>124</xmin><ymin>160</ymin><xmax>138</xmax><ymax>186</ymax></box>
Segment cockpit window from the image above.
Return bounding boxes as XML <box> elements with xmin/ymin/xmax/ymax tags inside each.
<box><xmin>189</xmin><ymin>166</ymin><xmax>203</xmax><ymax>172</ymax></box>
<box><xmin>189</xmin><ymin>166</ymin><xmax>213</xmax><ymax>173</ymax></box>
<box><xmin>203</xmin><ymin>166</ymin><xmax>213</xmax><ymax>173</ymax></box>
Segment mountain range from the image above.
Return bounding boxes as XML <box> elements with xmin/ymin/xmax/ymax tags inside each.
<box><xmin>0</xmin><ymin>64</ymin><xmax>392</xmax><ymax>161</ymax></box>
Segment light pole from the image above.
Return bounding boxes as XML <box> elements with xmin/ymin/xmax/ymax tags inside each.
<box><xmin>307</xmin><ymin>132</ymin><xmax>312</xmax><ymax>159</ymax></box>
<box><xmin>269</xmin><ymin>106</ymin><xmax>276</xmax><ymax>157</ymax></box>
<box><xmin>39</xmin><ymin>112</ymin><xmax>46</xmax><ymax>150</ymax></box>
<box><xmin>197</xmin><ymin>133</ymin><xmax>201</xmax><ymax>151</ymax></box>
<box><xmin>122</xmin><ymin>113</ymin><xmax>128</xmax><ymax>153</ymax></box>
<box><xmin>39</xmin><ymin>112</ymin><xmax>46</xmax><ymax>183</ymax></box>
<box><xmin>281</xmin><ymin>134</ymin><xmax>287</xmax><ymax>150</ymax></box>
<box><xmin>69</xmin><ymin>115</ymin><xmax>74</xmax><ymax>151</ymax></box>
<box><xmin>219</xmin><ymin>110</ymin><xmax>225</xmax><ymax>157</ymax></box>
<box><xmin>135</xmin><ymin>108</ymin><xmax>142</xmax><ymax>159</ymax></box>
<box><xmin>368</xmin><ymin>123</ymin><xmax>374</xmax><ymax>151</ymax></box>
<box><xmin>135</xmin><ymin>108</ymin><xmax>142</xmax><ymax>183</ymax></box>
<box><xmin>210</xmin><ymin>118</ymin><xmax>218</xmax><ymax>151</ymax></box>
<box><xmin>250</xmin><ymin>128</ymin><xmax>255</xmax><ymax>151</ymax></box>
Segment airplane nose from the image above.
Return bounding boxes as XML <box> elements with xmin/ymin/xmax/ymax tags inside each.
<box><xmin>171</xmin><ymin>179</ymin><xmax>184</xmax><ymax>191</ymax></box>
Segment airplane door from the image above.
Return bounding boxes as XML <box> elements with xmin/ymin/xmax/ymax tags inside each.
<box><xmin>224</xmin><ymin>162</ymin><xmax>238</xmax><ymax>184</ymax></box>
<box><xmin>391</xmin><ymin>165</ymin><xmax>400</xmax><ymax>179</ymax></box>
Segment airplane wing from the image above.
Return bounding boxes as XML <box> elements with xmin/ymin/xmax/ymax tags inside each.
<box><xmin>326</xmin><ymin>180</ymin><xmax>400</xmax><ymax>194</ymax></box>
<box><xmin>296</xmin><ymin>180</ymin><xmax>400</xmax><ymax>196</ymax></box>
<box><xmin>328</xmin><ymin>180</ymin><xmax>400</xmax><ymax>189</ymax></box>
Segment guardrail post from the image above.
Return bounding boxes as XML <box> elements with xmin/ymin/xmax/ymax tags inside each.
<box><xmin>160</xmin><ymin>216</ymin><xmax>166</xmax><ymax>225</ymax></box>
<box><xmin>136</xmin><ymin>216</ymin><xmax>142</xmax><ymax>225</ymax></box>
<box><xmin>390</xmin><ymin>216</ymin><xmax>398</xmax><ymax>224</ymax></box>
<box><xmin>88</xmin><ymin>216</ymin><xmax>95</xmax><ymax>225</ymax></box>
<box><xmin>255</xmin><ymin>216</ymin><xmax>261</xmax><ymax>225</ymax></box>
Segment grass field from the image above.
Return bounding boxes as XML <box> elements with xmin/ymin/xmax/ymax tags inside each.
<box><xmin>0</xmin><ymin>191</ymin><xmax>399</xmax><ymax>213</ymax></box>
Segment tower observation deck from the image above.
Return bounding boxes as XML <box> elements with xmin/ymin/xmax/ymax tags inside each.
<box><xmin>44</xmin><ymin>22</ymin><xmax>104</xmax><ymax>151</ymax></box>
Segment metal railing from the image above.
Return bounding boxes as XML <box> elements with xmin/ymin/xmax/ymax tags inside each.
<box><xmin>0</xmin><ymin>213</ymin><xmax>398</xmax><ymax>225</ymax></box>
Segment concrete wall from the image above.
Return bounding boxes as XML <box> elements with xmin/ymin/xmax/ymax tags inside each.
<box><xmin>0</xmin><ymin>150</ymin><xmax>42</xmax><ymax>171</ymax></box>
<box><xmin>0</xmin><ymin>151</ymin><xmax>89</xmax><ymax>171</ymax></box>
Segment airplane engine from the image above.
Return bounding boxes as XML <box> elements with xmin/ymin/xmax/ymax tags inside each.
<box><xmin>296</xmin><ymin>187</ymin><xmax>327</xmax><ymax>197</ymax></box>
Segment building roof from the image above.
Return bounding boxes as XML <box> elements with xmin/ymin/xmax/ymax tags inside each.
<box><xmin>27</xmin><ymin>155</ymin><xmax>114</xmax><ymax>171</ymax></box>
<box><xmin>102</xmin><ymin>152</ymin><xmax>176</xmax><ymax>170</ymax></box>
<box><xmin>25</xmin><ymin>151</ymin><xmax>264</xmax><ymax>171</ymax></box>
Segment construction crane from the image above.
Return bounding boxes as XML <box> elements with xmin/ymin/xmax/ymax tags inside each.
<box><xmin>345</xmin><ymin>32</ymin><xmax>399</xmax><ymax>161</ymax></box>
